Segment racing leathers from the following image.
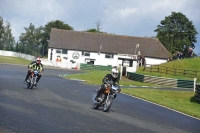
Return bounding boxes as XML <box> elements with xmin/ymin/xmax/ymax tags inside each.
<box><xmin>95</xmin><ymin>74</ymin><xmax>120</xmax><ymax>100</ymax></box>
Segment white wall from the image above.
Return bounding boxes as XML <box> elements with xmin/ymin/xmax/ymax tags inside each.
<box><xmin>0</xmin><ymin>50</ymin><xmax>35</xmax><ymax>61</ymax></box>
<box><xmin>145</xmin><ymin>57</ymin><xmax>167</xmax><ymax>66</ymax></box>
<box><xmin>47</xmin><ymin>48</ymin><xmax>167</xmax><ymax>70</ymax></box>
<box><xmin>48</xmin><ymin>48</ymin><xmax>119</xmax><ymax>67</ymax></box>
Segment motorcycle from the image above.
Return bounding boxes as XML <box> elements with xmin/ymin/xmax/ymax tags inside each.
<box><xmin>92</xmin><ymin>84</ymin><xmax>121</xmax><ymax>112</ymax></box>
<box><xmin>26</xmin><ymin>70</ymin><xmax>39</xmax><ymax>89</ymax></box>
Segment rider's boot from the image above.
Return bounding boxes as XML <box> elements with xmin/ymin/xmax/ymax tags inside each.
<box><xmin>23</xmin><ymin>80</ymin><xmax>29</xmax><ymax>84</ymax></box>
<box><xmin>34</xmin><ymin>82</ymin><xmax>37</xmax><ymax>87</ymax></box>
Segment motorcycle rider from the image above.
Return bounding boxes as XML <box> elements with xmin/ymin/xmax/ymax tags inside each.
<box><xmin>95</xmin><ymin>67</ymin><xmax>121</xmax><ymax>101</ymax></box>
<box><xmin>23</xmin><ymin>57</ymin><xmax>44</xmax><ymax>86</ymax></box>
<box><xmin>30</xmin><ymin>57</ymin><xmax>44</xmax><ymax>69</ymax></box>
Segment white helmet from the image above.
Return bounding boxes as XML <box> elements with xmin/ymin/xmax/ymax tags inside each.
<box><xmin>111</xmin><ymin>68</ymin><xmax>119</xmax><ymax>78</ymax></box>
<box><xmin>36</xmin><ymin>57</ymin><xmax>41</xmax><ymax>64</ymax></box>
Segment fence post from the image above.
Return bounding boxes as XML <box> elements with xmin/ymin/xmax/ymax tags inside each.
<box><xmin>158</xmin><ymin>65</ymin><xmax>160</xmax><ymax>73</ymax></box>
<box><xmin>174</xmin><ymin>68</ymin><xmax>176</xmax><ymax>76</ymax></box>
<box><xmin>194</xmin><ymin>78</ymin><xmax>197</xmax><ymax>92</ymax></box>
<box><xmin>150</xmin><ymin>65</ymin><xmax>152</xmax><ymax>72</ymax></box>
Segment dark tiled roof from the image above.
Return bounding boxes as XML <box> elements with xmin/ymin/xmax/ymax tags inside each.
<box><xmin>49</xmin><ymin>28</ymin><xmax>170</xmax><ymax>58</ymax></box>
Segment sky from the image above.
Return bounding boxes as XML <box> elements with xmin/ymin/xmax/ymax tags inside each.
<box><xmin>0</xmin><ymin>0</ymin><xmax>200</xmax><ymax>55</ymax></box>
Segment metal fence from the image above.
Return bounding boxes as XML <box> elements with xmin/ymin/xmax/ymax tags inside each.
<box><xmin>127</xmin><ymin>72</ymin><xmax>194</xmax><ymax>89</ymax></box>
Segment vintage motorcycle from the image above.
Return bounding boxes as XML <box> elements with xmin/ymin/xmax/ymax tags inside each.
<box><xmin>26</xmin><ymin>70</ymin><xmax>39</xmax><ymax>89</ymax></box>
<box><xmin>92</xmin><ymin>84</ymin><xmax>121</xmax><ymax>112</ymax></box>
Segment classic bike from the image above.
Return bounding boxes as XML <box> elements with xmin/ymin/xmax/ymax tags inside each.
<box><xmin>26</xmin><ymin>70</ymin><xmax>39</xmax><ymax>89</ymax></box>
<box><xmin>92</xmin><ymin>84</ymin><xmax>121</xmax><ymax>112</ymax></box>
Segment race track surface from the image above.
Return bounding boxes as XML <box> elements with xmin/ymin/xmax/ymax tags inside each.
<box><xmin>0</xmin><ymin>64</ymin><xmax>199</xmax><ymax>133</ymax></box>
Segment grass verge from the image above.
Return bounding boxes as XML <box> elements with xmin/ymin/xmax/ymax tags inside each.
<box><xmin>122</xmin><ymin>88</ymin><xmax>200</xmax><ymax>119</ymax></box>
<box><xmin>0</xmin><ymin>56</ymin><xmax>30</xmax><ymax>65</ymax></box>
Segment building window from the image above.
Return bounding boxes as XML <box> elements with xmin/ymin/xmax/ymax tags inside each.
<box><xmin>56</xmin><ymin>49</ymin><xmax>62</xmax><ymax>54</ymax></box>
<box><xmin>56</xmin><ymin>49</ymin><xmax>68</xmax><ymax>54</ymax></box>
<box><xmin>62</xmin><ymin>49</ymin><xmax>68</xmax><ymax>54</ymax></box>
<box><xmin>105</xmin><ymin>54</ymin><xmax>114</xmax><ymax>59</ymax></box>
<box><xmin>82</xmin><ymin>51</ymin><xmax>90</xmax><ymax>56</ymax></box>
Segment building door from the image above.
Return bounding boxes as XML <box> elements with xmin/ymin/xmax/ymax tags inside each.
<box><xmin>122</xmin><ymin>67</ymin><xmax>127</xmax><ymax>76</ymax></box>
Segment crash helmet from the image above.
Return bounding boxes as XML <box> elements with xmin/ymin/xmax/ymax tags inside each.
<box><xmin>111</xmin><ymin>68</ymin><xmax>119</xmax><ymax>78</ymax></box>
<box><xmin>36</xmin><ymin>57</ymin><xmax>41</xmax><ymax>64</ymax></box>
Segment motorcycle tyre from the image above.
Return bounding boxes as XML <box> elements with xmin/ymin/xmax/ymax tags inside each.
<box><xmin>103</xmin><ymin>97</ymin><xmax>113</xmax><ymax>112</ymax></box>
<box><xmin>27</xmin><ymin>83</ymin><xmax>31</xmax><ymax>89</ymax></box>
<box><xmin>30</xmin><ymin>84</ymin><xmax>34</xmax><ymax>89</ymax></box>
<box><xmin>93</xmin><ymin>103</ymin><xmax>100</xmax><ymax>109</ymax></box>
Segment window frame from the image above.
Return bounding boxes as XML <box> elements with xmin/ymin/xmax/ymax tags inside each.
<box><xmin>82</xmin><ymin>51</ymin><xmax>90</xmax><ymax>56</ymax></box>
<box><xmin>56</xmin><ymin>49</ymin><xmax>68</xmax><ymax>54</ymax></box>
<box><xmin>105</xmin><ymin>54</ymin><xmax>114</xmax><ymax>59</ymax></box>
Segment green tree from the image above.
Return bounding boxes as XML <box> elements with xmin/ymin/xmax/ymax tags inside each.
<box><xmin>155</xmin><ymin>12</ymin><xmax>198</xmax><ymax>55</ymax></box>
<box><xmin>85</xmin><ymin>28</ymin><xmax>99</xmax><ymax>33</ymax></box>
<box><xmin>0</xmin><ymin>17</ymin><xmax>4</xmax><ymax>49</ymax></box>
<box><xmin>0</xmin><ymin>17</ymin><xmax>4</xmax><ymax>38</ymax></box>
<box><xmin>41</xmin><ymin>20</ymin><xmax>74</xmax><ymax>56</ymax></box>
<box><xmin>19</xmin><ymin>23</ymin><xmax>42</xmax><ymax>55</ymax></box>
<box><xmin>1</xmin><ymin>21</ymin><xmax>15</xmax><ymax>51</ymax></box>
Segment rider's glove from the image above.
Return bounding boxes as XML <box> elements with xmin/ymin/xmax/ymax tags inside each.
<box><xmin>107</xmin><ymin>81</ymin><xmax>113</xmax><ymax>86</ymax></box>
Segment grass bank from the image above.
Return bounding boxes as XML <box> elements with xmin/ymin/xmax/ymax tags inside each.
<box><xmin>0</xmin><ymin>55</ymin><xmax>30</xmax><ymax>65</ymax></box>
<box><xmin>137</xmin><ymin>57</ymin><xmax>200</xmax><ymax>82</ymax></box>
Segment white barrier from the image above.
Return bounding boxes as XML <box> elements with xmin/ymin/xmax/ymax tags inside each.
<box><xmin>0</xmin><ymin>50</ymin><xmax>35</xmax><ymax>61</ymax></box>
<box><xmin>0</xmin><ymin>50</ymin><xmax>77</xmax><ymax>69</ymax></box>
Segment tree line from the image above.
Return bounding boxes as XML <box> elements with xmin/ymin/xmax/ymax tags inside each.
<box><xmin>0</xmin><ymin>12</ymin><xmax>198</xmax><ymax>58</ymax></box>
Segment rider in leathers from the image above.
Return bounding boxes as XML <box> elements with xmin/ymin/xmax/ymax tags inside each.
<box><xmin>95</xmin><ymin>67</ymin><xmax>121</xmax><ymax>101</ymax></box>
<box><xmin>24</xmin><ymin>57</ymin><xmax>43</xmax><ymax>86</ymax></box>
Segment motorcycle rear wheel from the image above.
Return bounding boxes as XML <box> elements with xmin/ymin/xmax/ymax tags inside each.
<box><xmin>103</xmin><ymin>97</ymin><xmax>113</xmax><ymax>112</ymax></box>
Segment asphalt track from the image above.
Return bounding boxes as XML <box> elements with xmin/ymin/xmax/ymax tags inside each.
<box><xmin>0</xmin><ymin>63</ymin><xmax>199</xmax><ymax>133</ymax></box>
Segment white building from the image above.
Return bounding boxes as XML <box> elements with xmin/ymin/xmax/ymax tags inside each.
<box><xmin>48</xmin><ymin>28</ymin><xmax>170</xmax><ymax>74</ymax></box>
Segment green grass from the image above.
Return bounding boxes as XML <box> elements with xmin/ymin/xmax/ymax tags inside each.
<box><xmin>1</xmin><ymin>55</ymin><xmax>200</xmax><ymax>119</ymax></box>
<box><xmin>122</xmin><ymin>88</ymin><xmax>200</xmax><ymax>118</ymax></box>
<box><xmin>64</xmin><ymin>70</ymin><xmax>157</xmax><ymax>87</ymax></box>
<box><xmin>0</xmin><ymin>55</ymin><xmax>30</xmax><ymax>65</ymax></box>
<box><xmin>137</xmin><ymin>57</ymin><xmax>200</xmax><ymax>82</ymax></box>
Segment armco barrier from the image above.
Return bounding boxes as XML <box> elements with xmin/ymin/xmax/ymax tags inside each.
<box><xmin>194</xmin><ymin>84</ymin><xmax>200</xmax><ymax>102</ymax></box>
<box><xmin>127</xmin><ymin>72</ymin><xmax>194</xmax><ymax>89</ymax></box>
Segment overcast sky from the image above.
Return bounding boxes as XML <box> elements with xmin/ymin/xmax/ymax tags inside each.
<box><xmin>0</xmin><ymin>0</ymin><xmax>200</xmax><ymax>54</ymax></box>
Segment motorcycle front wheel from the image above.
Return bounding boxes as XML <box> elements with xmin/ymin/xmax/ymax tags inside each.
<box><xmin>27</xmin><ymin>82</ymin><xmax>31</xmax><ymax>89</ymax></box>
<box><xmin>103</xmin><ymin>97</ymin><xmax>113</xmax><ymax>112</ymax></box>
<box><xmin>93</xmin><ymin>103</ymin><xmax>100</xmax><ymax>109</ymax></box>
<box><xmin>30</xmin><ymin>84</ymin><xmax>34</xmax><ymax>89</ymax></box>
